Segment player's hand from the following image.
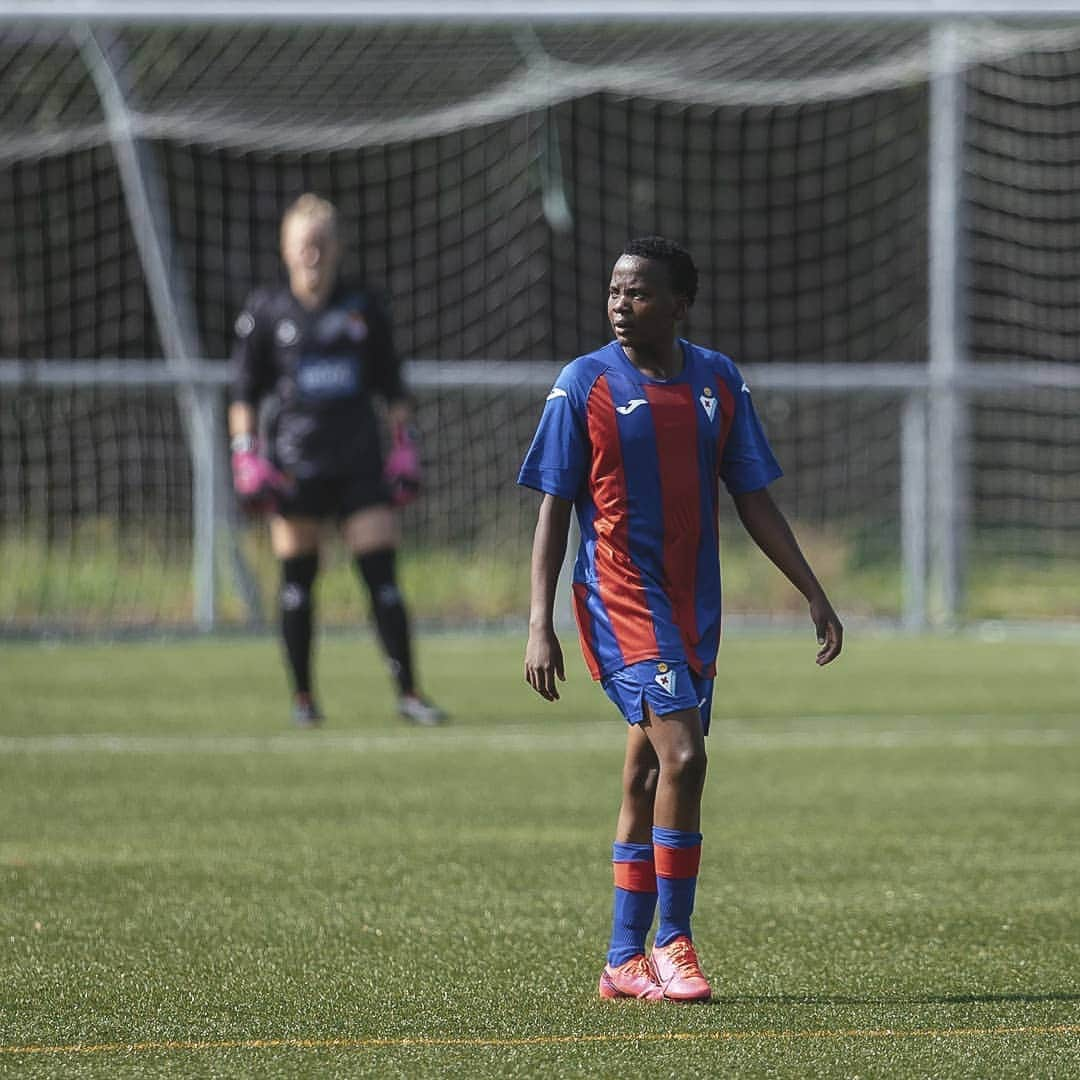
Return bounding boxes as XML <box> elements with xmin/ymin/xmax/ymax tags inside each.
<box><xmin>525</xmin><ymin>626</ymin><xmax>566</xmax><ymax>701</ymax></box>
<box><xmin>384</xmin><ymin>422</ymin><xmax>421</xmax><ymax>507</ymax></box>
<box><xmin>231</xmin><ymin>448</ymin><xmax>292</xmax><ymax>513</ymax></box>
<box><xmin>810</xmin><ymin>593</ymin><xmax>843</xmax><ymax>666</ymax></box>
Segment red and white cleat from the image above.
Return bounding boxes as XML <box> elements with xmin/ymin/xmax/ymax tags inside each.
<box><xmin>598</xmin><ymin>955</ymin><xmax>664</xmax><ymax>1001</ymax></box>
<box><xmin>650</xmin><ymin>936</ymin><xmax>711</xmax><ymax>1003</ymax></box>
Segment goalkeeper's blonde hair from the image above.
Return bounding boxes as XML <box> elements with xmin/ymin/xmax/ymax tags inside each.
<box><xmin>281</xmin><ymin>193</ymin><xmax>338</xmax><ymax>247</ymax></box>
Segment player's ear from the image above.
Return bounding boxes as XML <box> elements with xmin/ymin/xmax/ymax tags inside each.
<box><xmin>673</xmin><ymin>294</ymin><xmax>691</xmax><ymax>322</ymax></box>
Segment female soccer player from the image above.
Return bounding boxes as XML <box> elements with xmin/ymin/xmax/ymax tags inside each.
<box><xmin>519</xmin><ymin>236</ymin><xmax>842</xmax><ymax>1002</ymax></box>
<box><xmin>230</xmin><ymin>193</ymin><xmax>445</xmax><ymax>728</ymax></box>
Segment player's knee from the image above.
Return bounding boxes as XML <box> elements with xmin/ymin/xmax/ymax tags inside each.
<box><xmin>663</xmin><ymin>745</ymin><xmax>708</xmax><ymax>790</ymax></box>
<box><xmin>281</xmin><ymin>553</ymin><xmax>318</xmax><ymax>611</ymax></box>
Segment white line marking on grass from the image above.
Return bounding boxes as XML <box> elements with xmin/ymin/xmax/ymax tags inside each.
<box><xmin>2</xmin><ymin>1024</ymin><xmax>1079</xmax><ymax>1057</ymax></box>
<box><xmin>0</xmin><ymin>721</ymin><xmax>1078</xmax><ymax>755</ymax></box>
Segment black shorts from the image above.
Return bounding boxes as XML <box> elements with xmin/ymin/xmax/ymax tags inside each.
<box><xmin>275</xmin><ymin>467</ymin><xmax>391</xmax><ymax>521</ymax></box>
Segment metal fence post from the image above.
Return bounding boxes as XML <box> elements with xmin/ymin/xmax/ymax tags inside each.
<box><xmin>928</xmin><ymin>21</ymin><xmax>969</xmax><ymax>628</ymax></box>
<box><xmin>901</xmin><ymin>391</ymin><xmax>929</xmax><ymax>631</ymax></box>
<box><xmin>190</xmin><ymin>381</ymin><xmax>220</xmax><ymax>631</ymax></box>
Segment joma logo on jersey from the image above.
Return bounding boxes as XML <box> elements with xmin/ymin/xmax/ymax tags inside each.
<box><xmin>615</xmin><ymin>398</ymin><xmax>648</xmax><ymax>415</ymax></box>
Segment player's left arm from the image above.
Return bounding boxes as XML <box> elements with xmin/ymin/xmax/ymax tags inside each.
<box><xmin>361</xmin><ymin>290</ymin><xmax>422</xmax><ymax>500</ymax></box>
<box><xmin>365</xmin><ymin>290</ymin><xmax>410</xmax><ymax>413</ymax></box>
<box><xmin>731</xmin><ymin>486</ymin><xmax>844</xmax><ymax>665</ymax></box>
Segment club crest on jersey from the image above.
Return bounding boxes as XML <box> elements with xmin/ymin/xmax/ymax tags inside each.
<box><xmin>345</xmin><ymin>310</ymin><xmax>369</xmax><ymax>342</ymax></box>
<box><xmin>275</xmin><ymin>319</ymin><xmax>299</xmax><ymax>347</ymax></box>
<box><xmin>654</xmin><ymin>661</ymin><xmax>677</xmax><ymax>696</ymax></box>
<box><xmin>315</xmin><ymin>309</ymin><xmax>369</xmax><ymax>345</ymax></box>
<box><xmin>616</xmin><ymin>398</ymin><xmax>648</xmax><ymax>415</ymax></box>
<box><xmin>699</xmin><ymin>385</ymin><xmax>717</xmax><ymax>421</ymax></box>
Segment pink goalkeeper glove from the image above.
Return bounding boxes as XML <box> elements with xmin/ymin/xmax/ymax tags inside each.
<box><xmin>384</xmin><ymin>422</ymin><xmax>421</xmax><ymax>507</ymax></box>
<box><xmin>231</xmin><ymin>443</ymin><xmax>291</xmax><ymax>513</ymax></box>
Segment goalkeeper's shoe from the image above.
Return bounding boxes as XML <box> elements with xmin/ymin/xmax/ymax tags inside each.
<box><xmin>397</xmin><ymin>693</ymin><xmax>447</xmax><ymax>726</ymax></box>
<box><xmin>650</xmin><ymin>936</ymin><xmax>711</xmax><ymax>1003</ymax></box>
<box><xmin>292</xmin><ymin>693</ymin><xmax>325</xmax><ymax>729</ymax></box>
<box><xmin>598</xmin><ymin>955</ymin><xmax>663</xmax><ymax>1002</ymax></box>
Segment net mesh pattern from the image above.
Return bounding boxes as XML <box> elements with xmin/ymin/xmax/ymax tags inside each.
<box><xmin>963</xmin><ymin>41</ymin><xmax>1080</xmax><ymax>576</ymax></box>
<box><xmin>967</xmin><ymin>45</ymin><xmax>1080</xmax><ymax>365</ymax></box>
<box><xmin>161</xmin><ymin>120</ymin><xmax>548</xmax><ymax>364</ymax></box>
<box><xmin>0</xmin><ymin>383</ymin><xmax>195</xmax><ymax>631</ymax></box>
<box><xmin>1</xmin><ymin>24</ymin><xmax>934</xmax><ymax>156</ymax></box>
<box><xmin>1</xmin><ymin>146</ymin><xmax>161</xmax><ymax>359</ymax></box>
<box><xmin>3</xmin><ymin>18</ymin><xmax>1080</xmax><ymax>629</ymax></box>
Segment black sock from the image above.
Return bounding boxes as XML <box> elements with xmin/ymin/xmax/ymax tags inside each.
<box><xmin>355</xmin><ymin>548</ymin><xmax>415</xmax><ymax>696</ymax></box>
<box><xmin>280</xmin><ymin>553</ymin><xmax>318</xmax><ymax>696</ymax></box>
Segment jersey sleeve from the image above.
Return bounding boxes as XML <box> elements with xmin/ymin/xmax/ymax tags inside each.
<box><xmin>516</xmin><ymin>364</ymin><xmax>590</xmax><ymax>502</ymax></box>
<box><xmin>719</xmin><ymin>365</ymin><xmax>784</xmax><ymax>495</ymax></box>
<box><xmin>363</xmin><ymin>290</ymin><xmax>407</xmax><ymax>403</ymax></box>
<box><xmin>230</xmin><ymin>290</ymin><xmax>275</xmax><ymax>406</ymax></box>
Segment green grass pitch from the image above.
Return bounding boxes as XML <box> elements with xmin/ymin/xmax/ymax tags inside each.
<box><xmin>2</xmin><ymin>630</ymin><xmax>1079</xmax><ymax>1078</ymax></box>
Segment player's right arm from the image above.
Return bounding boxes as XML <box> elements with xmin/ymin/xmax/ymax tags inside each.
<box><xmin>518</xmin><ymin>362</ymin><xmax>591</xmax><ymax>702</ymax></box>
<box><xmin>228</xmin><ymin>401</ymin><xmax>258</xmax><ymax>448</ymax></box>
<box><xmin>524</xmin><ymin>493</ymin><xmax>573</xmax><ymax>701</ymax></box>
<box><xmin>228</xmin><ymin>292</ymin><xmax>290</xmax><ymax>507</ymax></box>
<box><xmin>229</xmin><ymin>292</ymin><xmax>274</xmax><ymax>437</ymax></box>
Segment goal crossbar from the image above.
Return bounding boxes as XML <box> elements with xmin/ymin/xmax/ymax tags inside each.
<box><xmin>9</xmin><ymin>2</ymin><xmax>1080</xmax><ymax>23</ymax></box>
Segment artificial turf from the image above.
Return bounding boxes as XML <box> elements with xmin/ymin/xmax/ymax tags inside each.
<box><xmin>2</xmin><ymin>630</ymin><xmax>1079</xmax><ymax>1077</ymax></box>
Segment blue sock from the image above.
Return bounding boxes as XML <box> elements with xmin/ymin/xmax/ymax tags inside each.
<box><xmin>653</xmin><ymin>826</ymin><xmax>702</xmax><ymax>948</ymax></box>
<box><xmin>606</xmin><ymin>842</ymin><xmax>657</xmax><ymax>967</ymax></box>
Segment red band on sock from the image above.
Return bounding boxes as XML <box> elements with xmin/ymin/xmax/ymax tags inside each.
<box><xmin>613</xmin><ymin>860</ymin><xmax>658</xmax><ymax>892</ymax></box>
<box><xmin>654</xmin><ymin>844</ymin><xmax>701</xmax><ymax>879</ymax></box>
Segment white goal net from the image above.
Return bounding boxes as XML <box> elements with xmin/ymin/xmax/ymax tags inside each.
<box><xmin>3</xmin><ymin>12</ymin><xmax>1080</xmax><ymax>631</ymax></box>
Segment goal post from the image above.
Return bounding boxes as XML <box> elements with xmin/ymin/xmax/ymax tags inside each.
<box><xmin>4</xmin><ymin>3</ymin><xmax>1080</xmax><ymax>633</ymax></box>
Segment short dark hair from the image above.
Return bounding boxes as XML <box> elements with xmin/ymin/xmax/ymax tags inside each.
<box><xmin>622</xmin><ymin>236</ymin><xmax>698</xmax><ymax>305</ymax></box>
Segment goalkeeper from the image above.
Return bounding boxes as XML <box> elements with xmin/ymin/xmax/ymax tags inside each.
<box><xmin>229</xmin><ymin>193</ymin><xmax>445</xmax><ymax>728</ymax></box>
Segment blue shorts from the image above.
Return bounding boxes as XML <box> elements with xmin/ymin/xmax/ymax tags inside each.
<box><xmin>600</xmin><ymin>659</ymin><xmax>714</xmax><ymax>735</ymax></box>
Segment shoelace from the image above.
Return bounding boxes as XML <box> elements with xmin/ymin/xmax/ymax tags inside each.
<box><xmin>623</xmin><ymin>956</ymin><xmax>655</xmax><ymax>980</ymax></box>
<box><xmin>664</xmin><ymin>940</ymin><xmax>703</xmax><ymax>978</ymax></box>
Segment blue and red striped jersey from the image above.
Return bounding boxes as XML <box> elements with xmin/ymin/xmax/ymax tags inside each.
<box><xmin>518</xmin><ymin>339</ymin><xmax>782</xmax><ymax>680</ymax></box>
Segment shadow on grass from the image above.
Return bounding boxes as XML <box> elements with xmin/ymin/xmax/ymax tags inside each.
<box><xmin>715</xmin><ymin>991</ymin><xmax>1080</xmax><ymax>1006</ymax></box>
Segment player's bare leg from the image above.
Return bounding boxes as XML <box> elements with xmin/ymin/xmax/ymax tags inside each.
<box><xmin>637</xmin><ymin>704</ymin><xmax>711</xmax><ymax>1002</ymax></box>
<box><xmin>602</xmin><ymin>724</ymin><xmax>664</xmax><ymax>1001</ymax></box>
<box><xmin>270</xmin><ymin>514</ymin><xmax>323</xmax><ymax>558</ymax></box>
<box><xmin>638</xmin><ymin>705</ymin><xmax>707</xmax><ymax>832</ymax></box>
<box><xmin>615</xmin><ymin>724</ymin><xmax>659</xmax><ymax>843</ymax></box>
<box><xmin>343</xmin><ymin>506</ymin><xmax>446</xmax><ymax>725</ymax></box>
<box><xmin>342</xmin><ymin>504</ymin><xmax>399</xmax><ymax>555</ymax></box>
<box><xmin>270</xmin><ymin>515</ymin><xmax>325</xmax><ymax>727</ymax></box>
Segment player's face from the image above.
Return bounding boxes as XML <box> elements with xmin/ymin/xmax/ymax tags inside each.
<box><xmin>607</xmin><ymin>256</ymin><xmax>688</xmax><ymax>354</ymax></box>
<box><xmin>282</xmin><ymin>217</ymin><xmax>341</xmax><ymax>304</ymax></box>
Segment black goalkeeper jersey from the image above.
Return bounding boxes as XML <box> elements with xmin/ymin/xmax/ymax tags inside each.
<box><xmin>230</xmin><ymin>282</ymin><xmax>406</xmax><ymax>479</ymax></box>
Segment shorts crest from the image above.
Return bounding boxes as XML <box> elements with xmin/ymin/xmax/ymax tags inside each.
<box><xmin>654</xmin><ymin>663</ymin><xmax>677</xmax><ymax>696</ymax></box>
